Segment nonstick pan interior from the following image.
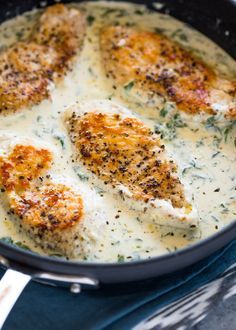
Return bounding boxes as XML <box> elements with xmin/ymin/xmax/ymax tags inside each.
<box><xmin>0</xmin><ymin>0</ymin><xmax>235</xmax><ymax>285</ymax></box>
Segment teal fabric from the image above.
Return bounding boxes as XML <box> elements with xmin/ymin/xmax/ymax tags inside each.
<box><xmin>1</xmin><ymin>239</ymin><xmax>236</xmax><ymax>330</ymax></box>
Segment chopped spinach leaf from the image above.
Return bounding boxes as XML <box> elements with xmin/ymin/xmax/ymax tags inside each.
<box><xmin>205</xmin><ymin>117</ymin><xmax>236</xmax><ymax>147</ymax></box>
<box><xmin>94</xmin><ymin>186</ymin><xmax>105</xmax><ymax>195</ymax></box>
<box><xmin>223</xmin><ymin>120</ymin><xmax>236</xmax><ymax>142</ymax></box>
<box><xmin>0</xmin><ymin>237</ymin><xmax>31</xmax><ymax>251</ymax></box>
<box><xmin>15</xmin><ymin>242</ymin><xmax>31</xmax><ymax>250</ymax></box>
<box><xmin>155</xmin><ymin>113</ymin><xmax>187</xmax><ymax>141</ymax></box>
<box><xmin>73</xmin><ymin>166</ymin><xmax>89</xmax><ymax>181</ymax></box>
<box><xmin>15</xmin><ymin>30</ymin><xmax>24</xmax><ymax>40</ymax></box>
<box><xmin>53</xmin><ymin>134</ymin><xmax>65</xmax><ymax>149</ymax></box>
<box><xmin>117</xmin><ymin>254</ymin><xmax>125</xmax><ymax>262</ymax></box>
<box><xmin>77</xmin><ymin>172</ymin><xmax>89</xmax><ymax>181</ymax></box>
<box><xmin>159</xmin><ymin>102</ymin><xmax>176</xmax><ymax>118</ymax></box>
<box><xmin>36</xmin><ymin>115</ymin><xmax>42</xmax><ymax>122</ymax></box>
<box><xmin>171</xmin><ymin>29</ymin><xmax>188</xmax><ymax>42</ymax></box>
<box><xmin>154</xmin><ymin>27</ymin><xmax>166</xmax><ymax>34</ymax></box>
<box><xmin>87</xmin><ymin>15</ymin><xmax>95</xmax><ymax>26</ymax></box>
<box><xmin>0</xmin><ymin>236</ymin><xmax>14</xmax><ymax>244</ymax></box>
<box><xmin>134</xmin><ymin>9</ymin><xmax>144</xmax><ymax>15</ymax></box>
<box><xmin>160</xmin><ymin>107</ymin><xmax>168</xmax><ymax>118</ymax></box>
<box><xmin>124</xmin><ymin>81</ymin><xmax>134</xmax><ymax>92</ymax></box>
<box><xmin>211</xmin><ymin>215</ymin><xmax>220</xmax><ymax>222</ymax></box>
<box><xmin>101</xmin><ymin>8</ymin><xmax>127</xmax><ymax>18</ymax></box>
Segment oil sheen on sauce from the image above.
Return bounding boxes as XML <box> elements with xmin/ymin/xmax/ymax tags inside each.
<box><xmin>0</xmin><ymin>1</ymin><xmax>235</xmax><ymax>262</ymax></box>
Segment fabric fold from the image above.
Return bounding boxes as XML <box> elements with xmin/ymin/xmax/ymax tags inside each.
<box><xmin>1</xmin><ymin>239</ymin><xmax>236</xmax><ymax>330</ymax></box>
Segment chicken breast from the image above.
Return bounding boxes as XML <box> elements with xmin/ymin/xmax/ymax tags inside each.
<box><xmin>0</xmin><ymin>141</ymin><xmax>105</xmax><ymax>258</ymax></box>
<box><xmin>100</xmin><ymin>26</ymin><xmax>236</xmax><ymax>119</ymax></box>
<box><xmin>0</xmin><ymin>4</ymin><xmax>86</xmax><ymax>114</ymax></box>
<box><xmin>64</xmin><ymin>100</ymin><xmax>198</xmax><ymax>229</ymax></box>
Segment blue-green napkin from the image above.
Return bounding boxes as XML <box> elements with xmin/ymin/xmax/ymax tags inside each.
<box><xmin>1</xmin><ymin>239</ymin><xmax>236</xmax><ymax>330</ymax></box>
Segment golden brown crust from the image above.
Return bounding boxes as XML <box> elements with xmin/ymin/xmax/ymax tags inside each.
<box><xmin>100</xmin><ymin>26</ymin><xmax>236</xmax><ymax>118</ymax></box>
<box><xmin>9</xmin><ymin>183</ymin><xmax>83</xmax><ymax>231</ymax></box>
<box><xmin>0</xmin><ymin>144</ymin><xmax>83</xmax><ymax>234</ymax></box>
<box><xmin>0</xmin><ymin>4</ymin><xmax>86</xmax><ymax>114</ymax></box>
<box><xmin>67</xmin><ymin>111</ymin><xmax>189</xmax><ymax>209</ymax></box>
<box><xmin>33</xmin><ymin>4</ymin><xmax>85</xmax><ymax>69</ymax></box>
<box><xmin>0</xmin><ymin>145</ymin><xmax>52</xmax><ymax>192</ymax></box>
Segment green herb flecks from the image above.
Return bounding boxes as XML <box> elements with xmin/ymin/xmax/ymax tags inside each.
<box><xmin>87</xmin><ymin>15</ymin><xmax>95</xmax><ymax>26</ymax></box>
<box><xmin>182</xmin><ymin>159</ymin><xmax>203</xmax><ymax>175</ymax></box>
<box><xmin>124</xmin><ymin>81</ymin><xmax>135</xmax><ymax>92</ymax></box>
<box><xmin>212</xmin><ymin>151</ymin><xmax>220</xmax><ymax>158</ymax></box>
<box><xmin>88</xmin><ymin>67</ymin><xmax>96</xmax><ymax>77</ymax></box>
<box><xmin>159</xmin><ymin>102</ymin><xmax>176</xmax><ymax>118</ymax></box>
<box><xmin>155</xmin><ymin>113</ymin><xmax>187</xmax><ymax>141</ymax></box>
<box><xmin>53</xmin><ymin>134</ymin><xmax>66</xmax><ymax>149</ymax></box>
<box><xmin>33</xmin><ymin>130</ymin><xmax>42</xmax><ymax>138</ymax></box>
<box><xmin>107</xmin><ymin>93</ymin><xmax>114</xmax><ymax>101</ymax></box>
<box><xmin>0</xmin><ymin>237</ymin><xmax>14</xmax><ymax>244</ymax></box>
<box><xmin>15</xmin><ymin>242</ymin><xmax>31</xmax><ymax>250</ymax></box>
<box><xmin>220</xmin><ymin>203</ymin><xmax>229</xmax><ymax>214</ymax></box>
<box><xmin>101</xmin><ymin>8</ymin><xmax>127</xmax><ymax>18</ymax></box>
<box><xmin>191</xmin><ymin>174</ymin><xmax>209</xmax><ymax>181</ymax></box>
<box><xmin>94</xmin><ymin>186</ymin><xmax>105</xmax><ymax>196</ymax></box>
<box><xmin>205</xmin><ymin>117</ymin><xmax>236</xmax><ymax>147</ymax></box>
<box><xmin>117</xmin><ymin>254</ymin><xmax>125</xmax><ymax>262</ymax></box>
<box><xmin>36</xmin><ymin>115</ymin><xmax>42</xmax><ymax>123</ymax></box>
<box><xmin>134</xmin><ymin>9</ymin><xmax>144</xmax><ymax>15</ymax></box>
<box><xmin>154</xmin><ymin>27</ymin><xmax>167</xmax><ymax>34</ymax></box>
<box><xmin>73</xmin><ymin>166</ymin><xmax>89</xmax><ymax>181</ymax></box>
<box><xmin>0</xmin><ymin>237</ymin><xmax>31</xmax><ymax>251</ymax></box>
<box><xmin>223</xmin><ymin>120</ymin><xmax>236</xmax><ymax>142</ymax></box>
<box><xmin>24</xmin><ymin>12</ymin><xmax>36</xmax><ymax>22</ymax></box>
<box><xmin>211</xmin><ymin>215</ymin><xmax>220</xmax><ymax>222</ymax></box>
<box><xmin>205</xmin><ymin>116</ymin><xmax>222</xmax><ymax>135</ymax></box>
<box><xmin>15</xmin><ymin>30</ymin><xmax>24</xmax><ymax>40</ymax></box>
<box><xmin>171</xmin><ymin>29</ymin><xmax>188</xmax><ymax>42</ymax></box>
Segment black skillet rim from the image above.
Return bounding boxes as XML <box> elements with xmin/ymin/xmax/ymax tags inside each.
<box><xmin>0</xmin><ymin>220</ymin><xmax>235</xmax><ymax>283</ymax></box>
<box><xmin>0</xmin><ymin>0</ymin><xmax>235</xmax><ymax>283</ymax></box>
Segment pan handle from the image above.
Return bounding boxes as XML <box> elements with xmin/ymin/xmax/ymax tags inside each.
<box><xmin>0</xmin><ymin>269</ymin><xmax>31</xmax><ymax>329</ymax></box>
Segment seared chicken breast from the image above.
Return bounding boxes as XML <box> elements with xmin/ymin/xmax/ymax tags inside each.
<box><xmin>0</xmin><ymin>142</ymin><xmax>104</xmax><ymax>257</ymax></box>
<box><xmin>0</xmin><ymin>4</ymin><xmax>86</xmax><ymax>114</ymax></box>
<box><xmin>100</xmin><ymin>26</ymin><xmax>236</xmax><ymax>119</ymax></box>
<box><xmin>0</xmin><ymin>144</ymin><xmax>52</xmax><ymax>192</ymax></box>
<box><xmin>64</xmin><ymin>100</ymin><xmax>198</xmax><ymax>229</ymax></box>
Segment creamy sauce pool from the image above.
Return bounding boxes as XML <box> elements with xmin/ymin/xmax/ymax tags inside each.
<box><xmin>0</xmin><ymin>1</ymin><xmax>235</xmax><ymax>262</ymax></box>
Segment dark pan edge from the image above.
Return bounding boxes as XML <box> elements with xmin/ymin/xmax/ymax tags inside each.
<box><xmin>0</xmin><ymin>220</ymin><xmax>235</xmax><ymax>284</ymax></box>
<box><xmin>0</xmin><ymin>0</ymin><xmax>235</xmax><ymax>284</ymax></box>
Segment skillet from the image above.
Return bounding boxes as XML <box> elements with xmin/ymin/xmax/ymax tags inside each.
<box><xmin>0</xmin><ymin>0</ymin><xmax>235</xmax><ymax>327</ymax></box>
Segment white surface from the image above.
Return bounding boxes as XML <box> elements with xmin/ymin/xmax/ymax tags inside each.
<box><xmin>0</xmin><ymin>269</ymin><xmax>31</xmax><ymax>329</ymax></box>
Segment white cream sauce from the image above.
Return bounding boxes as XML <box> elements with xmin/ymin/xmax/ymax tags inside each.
<box><xmin>0</xmin><ymin>1</ymin><xmax>235</xmax><ymax>262</ymax></box>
